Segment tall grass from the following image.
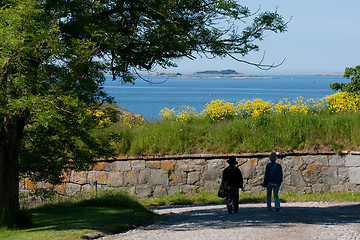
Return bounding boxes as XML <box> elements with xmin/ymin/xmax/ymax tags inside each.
<box><xmin>96</xmin><ymin>111</ymin><xmax>360</xmax><ymax>156</ymax></box>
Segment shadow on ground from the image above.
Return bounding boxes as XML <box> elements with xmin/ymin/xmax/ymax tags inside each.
<box><xmin>150</xmin><ymin>203</ymin><xmax>360</xmax><ymax>231</ymax></box>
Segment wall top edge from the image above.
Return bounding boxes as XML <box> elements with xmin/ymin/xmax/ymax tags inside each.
<box><xmin>93</xmin><ymin>150</ymin><xmax>360</xmax><ymax>162</ymax></box>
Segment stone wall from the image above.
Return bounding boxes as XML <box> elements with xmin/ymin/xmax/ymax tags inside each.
<box><xmin>20</xmin><ymin>152</ymin><xmax>360</xmax><ymax>198</ymax></box>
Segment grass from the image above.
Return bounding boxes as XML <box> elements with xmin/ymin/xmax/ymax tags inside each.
<box><xmin>95</xmin><ymin>112</ymin><xmax>360</xmax><ymax>156</ymax></box>
<box><xmin>0</xmin><ymin>191</ymin><xmax>156</xmax><ymax>240</ymax></box>
<box><xmin>140</xmin><ymin>191</ymin><xmax>360</xmax><ymax>206</ymax></box>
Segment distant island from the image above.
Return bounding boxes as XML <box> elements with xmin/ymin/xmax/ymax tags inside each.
<box><xmin>195</xmin><ymin>69</ymin><xmax>241</xmax><ymax>75</ymax></box>
<box><xmin>144</xmin><ymin>73</ymin><xmax>182</xmax><ymax>77</ymax></box>
<box><xmin>316</xmin><ymin>73</ymin><xmax>343</xmax><ymax>76</ymax></box>
<box><xmin>144</xmin><ymin>69</ymin><xmax>276</xmax><ymax>79</ymax></box>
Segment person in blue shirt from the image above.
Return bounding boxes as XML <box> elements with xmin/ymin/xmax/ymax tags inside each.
<box><xmin>263</xmin><ymin>152</ymin><xmax>283</xmax><ymax>212</ymax></box>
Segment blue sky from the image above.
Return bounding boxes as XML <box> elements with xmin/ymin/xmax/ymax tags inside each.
<box><xmin>160</xmin><ymin>1</ymin><xmax>360</xmax><ymax>75</ymax></box>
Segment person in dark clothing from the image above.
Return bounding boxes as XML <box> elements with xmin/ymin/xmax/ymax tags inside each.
<box><xmin>222</xmin><ymin>156</ymin><xmax>244</xmax><ymax>214</ymax></box>
<box><xmin>263</xmin><ymin>152</ymin><xmax>283</xmax><ymax>212</ymax></box>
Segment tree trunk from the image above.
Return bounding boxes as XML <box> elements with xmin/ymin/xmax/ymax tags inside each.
<box><xmin>0</xmin><ymin>111</ymin><xmax>28</xmax><ymax>225</ymax></box>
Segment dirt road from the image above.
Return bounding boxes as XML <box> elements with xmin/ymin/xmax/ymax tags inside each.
<box><xmin>102</xmin><ymin>202</ymin><xmax>360</xmax><ymax>240</ymax></box>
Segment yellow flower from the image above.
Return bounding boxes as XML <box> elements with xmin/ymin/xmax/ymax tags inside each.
<box><xmin>236</xmin><ymin>98</ymin><xmax>273</xmax><ymax>118</ymax></box>
<box><xmin>201</xmin><ymin>99</ymin><xmax>235</xmax><ymax>121</ymax></box>
<box><xmin>326</xmin><ymin>92</ymin><xmax>360</xmax><ymax>113</ymax></box>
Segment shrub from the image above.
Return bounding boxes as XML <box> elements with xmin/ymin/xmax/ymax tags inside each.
<box><xmin>326</xmin><ymin>92</ymin><xmax>360</xmax><ymax>113</ymax></box>
<box><xmin>200</xmin><ymin>99</ymin><xmax>235</xmax><ymax>121</ymax></box>
<box><xmin>236</xmin><ymin>98</ymin><xmax>273</xmax><ymax>118</ymax></box>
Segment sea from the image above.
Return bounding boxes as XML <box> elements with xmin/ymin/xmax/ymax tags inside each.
<box><xmin>103</xmin><ymin>74</ymin><xmax>348</xmax><ymax>121</ymax></box>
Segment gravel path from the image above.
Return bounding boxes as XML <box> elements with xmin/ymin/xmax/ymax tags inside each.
<box><xmin>102</xmin><ymin>202</ymin><xmax>360</xmax><ymax>240</ymax></box>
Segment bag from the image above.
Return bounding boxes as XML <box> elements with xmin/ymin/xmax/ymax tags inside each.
<box><xmin>217</xmin><ymin>180</ymin><xmax>227</xmax><ymax>198</ymax></box>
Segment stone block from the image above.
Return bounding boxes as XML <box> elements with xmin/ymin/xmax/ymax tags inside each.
<box><xmin>280</xmin><ymin>185</ymin><xmax>296</xmax><ymax>194</ymax></box>
<box><xmin>65</xmin><ymin>183</ymin><xmax>81</xmax><ymax>196</ymax></box>
<box><xmin>161</xmin><ymin>160</ymin><xmax>176</xmax><ymax>170</ymax></box>
<box><xmin>193</xmin><ymin>159</ymin><xmax>206</xmax><ymax>165</ymax></box>
<box><xmin>186</xmin><ymin>159</ymin><xmax>206</xmax><ymax>171</ymax></box>
<box><xmin>150</xmin><ymin>169</ymin><xmax>168</xmax><ymax>185</ymax></box>
<box><xmin>349</xmin><ymin>167</ymin><xmax>360</xmax><ymax>184</ymax></box>
<box><xmin>88</xmin><ymin>171</ymin><xmax>109</xmax><ymax>185</ymax></box>
<box><xmin>107</xmin><ymin>172</ymin><xmax>124</xmax><ymax>187</ymax></box>
<box><xmin>206</xmin><ymin>159</ymin><xmax>226</xmax><ymax>171</ymax></box>
<box><xmin>153</xmin><ymin>186</ymin><xmax>168</xmax><ymax>198</ymax></box>
<box><xmin>257</xmin><ymin>158</ymin><xmax>269</xmax><ymax>168</ymax></box>
<box><xmin>123</xmin><ymin>171</ymin><xmax>138</xmax><ymax>186</ymax></box>
<box><xmin>180</xmin><ymin>185</ymin><xmax>195</xmax><ymax>194</ymax></box>
<box><xmin>338</xmin><ymin>167</ymin><xmax>349</xmax><ymax>182</ymax></box>
<box><xmin>282</xmin><ymin>174</ymin><xmax>291</xmax><ymax>186</ymax></box>
<box><xmin>187</xmin><ymin>171</ymin><xmax>201</xmax><ymax>185</ymax></box>
<box><xmin>138</xmin><ymin>169</ymin><xmax>151</xmax><ymax>184</ymax></box>
<box><xmin>285</xmin><ymin>156</ymin><xmax>305</xmax><ymax>171</ymax></box>
<box><xmin>176</xmin><ymin>160</ymin><xmax>191</xmax><ymax>172</ymax></box>
<box><xmin>55</xmin><ymin>183</ymin><xmax>67</xmax><ymax>195</ymax></box>
<box><xmin>168</xmin><ymin>186</ymin><xmax>180</xmax><ymax>196</ymax></box>
<box><xmin>70</xmin><ymin>171</ymin><xmax>88</xmax><ymax>185</ymax></box>
<box><xmin>239</xmin><ymin>160</ymin><xmax>256</xmax><ymax>179</ymax></box>
<box><xmin>136</xmin><ymin>185</ymin><xmax>153</xmax><ymax>199</ymax></box>
<box><xmin>92</xmin><ymin>162</ymin><xmax>113</xmax><ymax>171</ymax></box>
<box><xmin>203</xmin><ymin>181</ymin><xmax>219</xmax><ymax>193</ymax></box>
<box><xmin>169</xmin><ymin>170</ymin><xmax>186</xmax><ymax>185</ymax></box>
<box><xmin>248</xmin><ymin>176</ymin><xmax>264</xmax><ymax>186</ymax></box>
<box><xmin>312</xmin><ymin>156</ymin><xmax>328</xmax><ymax>166</ymax></box>
<box><xmin>82</xmin><ymin>183</ymin><xmax>97</xmax><ymax>193</ymax></box>
<box><xmin>312</xmin><ymin>184</ymin><xmax>326</xmax><ymax>193</ymax></box>
<box><xmin>323</xmin><ymin>167</ymin><xmax>339</xmax><ymax>185</ymax></box>
<box><xmin>302</xmin><ymin>165</ymin><xmax>320</xmax><ymax>183</ymax></box>
<box><xmin>38</xmin><ymin>181</ymin><xmax>53</xmax><ymax>189</ymax></box>
<box><xmin>203</xmin><ymin>170</ymin><xmax>220</xmax><ymax>181</ymax></box>
<box><xmin>131</xmin><ymin>160</ymin><xmax>146</xmax><ymax>170</ymax></box>
<box><xmin>114</xmin><ymin>161</ymin><xmax>131</xmax><ymax>171</ymax></box>
<box><xmin>345</xmin><ymin>155</ymin><xmax>360</xmax><ymax>167</ymax></box>
<box><xmin>249</xmin><ymin>186</ymin><xmax>264</xmax><ymax>195</ymax></box>
<box><xmin>329</xmin><ymin>155</ymin><xmax>345</xmax><ymax>167</ymax></box>
<box><xmin>301</xmin><ymin>156</ymin><xmax>316</xmax><ymax>165</ymax></box>
<box><xmin>290</xmin><ymin>171</ymin><xmax>307</xmax><ymax>187</ymax></box>
<box><xmin>146</xmin><ymin>160</ymin><xmax>161</xmax><ymax>169</ymax></box>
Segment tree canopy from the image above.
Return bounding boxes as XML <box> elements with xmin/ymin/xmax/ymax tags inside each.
<box><xmin>330</xmin><ymin>65</ymin><xmax>360</xmax><ymax>93</ymax></box>
<box><xmin>0</xmin><ymin>0</ymin><xmax>287</xmax><ymax>226</ymax></box>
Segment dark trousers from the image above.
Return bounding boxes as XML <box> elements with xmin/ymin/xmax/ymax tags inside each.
<box><xmin>226</xmin><ymin>186</ymin><xmax>239</xmax><ymax>213</ymax></box>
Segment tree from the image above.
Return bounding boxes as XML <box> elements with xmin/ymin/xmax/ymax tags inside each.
<box><xmin>330</xmin><ymin>65</ymin><xmax>360</xmax><ymax>93</ymax></box>
<box><xmin>0</xmin><ymin>0</ymin><xmax>287</xmax><ymax>225</ymax></box>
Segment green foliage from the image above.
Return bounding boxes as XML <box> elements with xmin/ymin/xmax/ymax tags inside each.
<box><xmin>330</xmin><ymin>65</ymin><xmax>360</xmax><ymax>93</ymax></box>
<box><xmin>0</xmin><ymin>0</ymin><xmax>288</xmax><ymax>185</ymax></box>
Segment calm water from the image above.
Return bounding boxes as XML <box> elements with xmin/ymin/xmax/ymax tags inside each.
<box><xmin>103</xmin><ymin>74</ymin><xmax>348</xmax><ymax>121</ymax></box>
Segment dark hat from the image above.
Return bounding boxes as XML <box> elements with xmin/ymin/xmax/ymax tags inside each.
<box><xmin>227</xmin><ymin>156</ymin><xmax>237</xmax><ymax>164</ymax></box>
